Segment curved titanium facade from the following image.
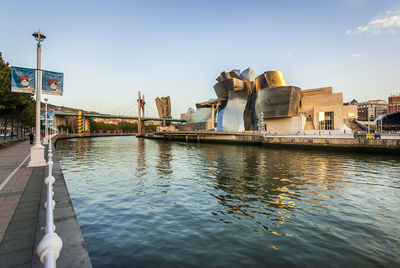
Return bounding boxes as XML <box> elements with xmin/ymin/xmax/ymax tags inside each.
<box><xmin>255</xmin><ymin>86</ymin><xmax>302</xmax><ymax>118</ymax></box>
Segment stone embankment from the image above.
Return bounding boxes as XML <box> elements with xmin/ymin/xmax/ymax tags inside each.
<box><xmin>143</xmin><ymin>131</ymin><xmax>400</xmax><ymax>154</ymax></box>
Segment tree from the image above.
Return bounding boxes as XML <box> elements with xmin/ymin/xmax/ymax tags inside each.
<box><xmin>89</xmin><ymin>119</ymin><xmax>97</xmax><ymax>132</ymax></box>
<box><xmin>58</xmin><ymin>124</ymin><xmax>72</xmax><ymax>133</ymax></box>
<box><xmin>0</xmin><ymin>54</ymin><xmax>35</xmax><ymax>141</ymax></box>
<box><xmin>117</xmin><ymin>122</ymin><xmax>138</xmax><ymax>133</ymax></box>
<box><xmin>144</xmin><ymin>124</ymin><xmax>157</xmax><ymax>133</ymax></box>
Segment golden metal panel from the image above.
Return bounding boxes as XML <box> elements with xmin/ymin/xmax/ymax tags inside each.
<box><xmin>264</xmin><ymin>71</ymin><xmax>288</xmax><ymax>88</ymax></box>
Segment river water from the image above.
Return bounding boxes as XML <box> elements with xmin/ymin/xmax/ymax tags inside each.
<box><xmin>55</xmin><ymin>136</ymin><xmax>400</xmax><ymax>267</ymax></box>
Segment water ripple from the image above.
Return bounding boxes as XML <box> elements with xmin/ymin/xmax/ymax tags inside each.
<box><xmin>56</xmin><ymin>136</ymin><xmax>400</xmax><ymax>267</ymax></box>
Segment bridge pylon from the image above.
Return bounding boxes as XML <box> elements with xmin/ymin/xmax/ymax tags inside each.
<box><xmin>137</xmin><ymin>91</ymin><xmax>145</xmax><ymax>136</ymax></box>
<box><xmin>77</xmin><ymin>109</ymin><xmax>83</xmax><ymax>135</ymax></box>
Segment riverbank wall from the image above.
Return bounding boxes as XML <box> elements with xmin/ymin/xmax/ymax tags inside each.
<box><xmin>143</xmin><ymin>131</ymin><xmax>400</xmax><ymax>154</ymax></box>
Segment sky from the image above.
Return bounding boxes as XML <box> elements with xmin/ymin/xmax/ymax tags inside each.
<box><xmin>1</xmin><ymin>0</ymin><xmax>400</xmax><ymax>118</ymax></box>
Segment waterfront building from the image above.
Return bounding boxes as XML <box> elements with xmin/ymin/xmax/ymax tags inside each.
<box><xmin>357</xmin><ymin>100</ymin><xmax>388</xmax><ymax>121</ymax></box>
<box><xmin>260</xmin><ymin>87</ymin><xmax>357</xmax><ymax>134</ymax></box>
<box><xmin>178</xmin><ymin>100</ymin><xmax>217</xmax><ymax>131</ymax></box>
<box><xmin>388</xmin><ymin>94</ymin><xmax>400</xmax><ymax>113</ymax></box>
<box><xmin>180</xmin><ymin>69</ymin><xmax>357</xmax><ymax>134</ymax></box>
<box><xmin>371</xmin><ymin>111</ymin><xmax>400</xmax><ymax>131</ymax></box>
<box><xmin>344</xmin><ymin>99</ymin><xmax>359</xmax><ymax>106</ymax></box>
<box><xmin>54</xmin><ymin>111</ymin><xmax>90</xmax><ymax>133</ymax></box>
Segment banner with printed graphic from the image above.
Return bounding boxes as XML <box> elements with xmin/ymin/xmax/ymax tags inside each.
<box><xmin>11</xmin><ymin>66</ymin><xmax>36</xmax><ymax>93</ymax></box>
<box><xmin>42</xmin><ymin>70</ymin><xmax>63</xmax><ymax>96</ymax></box>
<box><xmin>48</xmin><ymin>120</ymin><xmax>56</xmax><ymax>128</ymax></box>
<box><xmin>48</xmin><ymin>111</ymin><xmax>55</xmax><ymax>121</ymax></box>
<box><xmin>40</xmin><ymin>110</ymin><xmax>55</xmax><ymax>125</ymax></box>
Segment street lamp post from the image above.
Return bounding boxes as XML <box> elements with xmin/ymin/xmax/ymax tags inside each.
<box><xmin>44</xmin><ymin>97</ymin><xmax>49</xmax><ymax>145</ymax></box>
<box><xmin>28</xmin><ymin>30</ymin><xmax>47</xmax><ymax>167</ymax></box>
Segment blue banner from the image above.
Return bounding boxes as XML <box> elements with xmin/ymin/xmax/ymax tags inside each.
<box><xmin>47</xmin><ymin>111</ymin><xmax>55</xmax><ymax>121</ymax></box>
<box><xmin>42</xmin><ymin>70</ymin><xmax>63</xmax><ymax>96</ymax></box>
<box><xmin>11</xmin><ymin>66</ymin><xmax>36</xmax><ymax>93</ymax></box>
<box><xmin>40</xmin><ymin>110</ymin><xmax>55</xmax><ymax>125</ymax></box>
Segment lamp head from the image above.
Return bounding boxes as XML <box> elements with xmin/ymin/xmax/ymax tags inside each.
<box><xmin>33</xmin><ymin>30</ymin><xmax>46</xmax><ymax>43</ymax></box>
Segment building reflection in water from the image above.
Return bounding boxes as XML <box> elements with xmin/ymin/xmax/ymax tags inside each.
<box><xmin>136</xmin><ymin>137</ymin><xmax>147</xmax><ymax>178</ymax></box>
<box><xmin>77</xmin><ymin>138</ymin><xmax>83</xmax><ymax>161</ymax></box>
<box><xmin>201</xmin><ymin>144</ymin><xmax>353</xmax><ymax>237</ymax></box>
<box><xmin>57</xmin><ymin>137</ymin><xmax>385</xmax><ymax>239</ymax></box>
<box><xmin>154</xmin><ymin>140</ymin><xmax>173</xmax><ymax>191</ymax></box>
<box><xmin>155</xmin><ymin>141</ymin><xmax>173</xmax><ymax>176</ymax></box>
<box><xmin>71</xmin><ymin>137</ymin><xmax>91</xmax><ymax>164</ymax></box>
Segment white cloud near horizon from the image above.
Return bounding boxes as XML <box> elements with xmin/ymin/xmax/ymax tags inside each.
<box><xmin>347</xmin><ymin>9</ymin><xmax>400</xmax><ymax>35</ymax></box>
<box><xmin>349</xmin><ymin>53</ymin><xmax>367</xmax><ymax>57</ymax></box>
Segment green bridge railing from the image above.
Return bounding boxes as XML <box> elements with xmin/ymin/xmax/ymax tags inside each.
<box><xmin>55</xmin><ymin>112</ymin><xmax>185</xmax><ymax>122</ymax></box>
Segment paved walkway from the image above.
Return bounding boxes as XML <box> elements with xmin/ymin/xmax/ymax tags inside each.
<box><xmin>0</xmin><ymin>142</ymin><xmax>33</xmax><ymax>241</ymax></box>
<box><xmin>0</xmin><ymin>141</ymin><xmax>45</xmax><ymax>267</ymax></box>
<box><xmin>0</xmin><ymin>140</ymin><xmax>92</xmax><ymax>267</ymax></box>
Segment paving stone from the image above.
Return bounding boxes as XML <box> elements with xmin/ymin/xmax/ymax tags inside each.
<box><xmin>56</xmin><ymin>243</ymin><xmax>92</xmax><ymax>268</ymax></box>
<box><xmin>0</xmin><ymin>236</ymin><xmax>33</xmax><ymax>254</ymax></box>
<box><xmin>7</xmin><ymin>206</ymin><xmax>39</xmax><ymax>216</ymax></box>
<box><xmin>12</xmin><ymin>210</ymin><xmax>38</xmax><ymax>222</ymax></box>
<box><xmin>54</xmin><ymin>206</ymin><xmax>75</xmax><ymax>219</ymax></box>
<box><xmin>0</xmin><ymin>142</ymin><xmax>44</xmax><ymax>265</ymax></box>
<box><xmin>0</xmin><ymin>227</ymin><xmax>36</xmax><ymax>243</ymax></box>
<box><xmin>0</xmin><ymin>248</ymin><xmax>32</xmax><ymax>267</ymax></box>
<box><xmin>55</xmin><ymin>199</ymin><xmax>73</xmax><ymax>208</ymax></box>
<box><xmin>13</xmin><ymin>263</ymin><xmax>31</xmax><ymax>268</ymax></box>
<box><xmin>0</xmin><ymin>191</ymin><xmax>23</xmax><ymax>197</ymax></box>
<box><xmin>3</xmin><ymin>223</ymin><xmax>36</xmax><ymax>235</ymax></box>
<box><xmin>0</xmin><ymin>205</ymin><xmax>18</xmax><ymax>216</ymax></box>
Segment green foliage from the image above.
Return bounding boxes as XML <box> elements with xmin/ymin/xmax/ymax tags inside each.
<box><xmin>94</xmin><ymin>121</ymin><xmax>117</xmax><ymax>131</ymax></box>
<box><xmin>118</xmin><ymin>122</ymin><xmax>138</xmax><ymax>132</ymax></box>
<box><xmin>89</xmin><ymin>119</ymin><xmax>97</xmax><ymax>131</ymax></box>
<box><xmin>144</xmin><ymin>124</ymin><xmax>157</xmax><ymax>133</ymax></box>
<box><xmin>89</xmin><ymin>120</ymin><xmax>145</xmax><ymax>133</ymax></box>
<box><xmin>58</xmin><ymin>124</ymin><xmax>72</xmax><ymax>133</ymax></box>
<box><xmin>0</xmin><ymin>54</ymin><xmax>35</xmax><ymax>126</ymax></box>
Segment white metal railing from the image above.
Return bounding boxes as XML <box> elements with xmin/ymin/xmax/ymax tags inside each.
<box><xmin>37</xmin><ymin>127</ymin><xmax>63</xmax><ymax>267</ymax></box>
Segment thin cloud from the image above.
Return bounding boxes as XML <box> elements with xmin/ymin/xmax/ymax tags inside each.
<box><xmin>347</xmin><ymin>9</ymin><xmax>400</xmax><ymax>35</ymax></box>
<box><xmin>349</xmin><ymin>53</ymin><xmax>367</xmax><ymax>57</ymax></box>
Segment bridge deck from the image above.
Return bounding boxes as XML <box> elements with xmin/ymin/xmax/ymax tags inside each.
<box><xmin>55</xmin><ymin>112</ymin><xmax>185</xmax><ymax>122</ymax></box>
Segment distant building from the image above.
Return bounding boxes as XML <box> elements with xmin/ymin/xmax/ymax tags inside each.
<box><xmin>344</xmin><ymin>99</ymin><xmax>358</xmax><ymax>106</ymax></box>
<box><xmin>180</xmin><ymin>68</ymin><xmax>358</xmax><ymax>134</ymax></box>
<box><xmin>280</xmin><ymin>86</ymin><xmax>357</xmax><ymax>133</ymax></box>
<box><xmin>388</xmin><ymin>94</ymin><xmax>400</xmax><ymax>113</ymax></box>
<box><xmin>372</xmin><ymin>111</ymin><xmax>400</xmax><ymax>131</ymax></box>
<box><xmin>357</xmin><ymin>100</ymin><xmax>388</xmax><ymax>121</ymax></box>
<box><xmin>264</xmin><ymin>86</ymin><xmax>357</xmax><ymax>134</ymax></box>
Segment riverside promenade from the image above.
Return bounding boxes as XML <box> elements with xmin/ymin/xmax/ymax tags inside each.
<box><xmin>0</xmin><ymin>141</ymin><xmax>92</xmax><ymax>267</ymax></box>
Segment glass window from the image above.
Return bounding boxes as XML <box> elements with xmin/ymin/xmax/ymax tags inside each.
<box><xmin>319</xmin><ymin>111</ymin><xmax>334</xmax><ymax>130</ymax></box>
